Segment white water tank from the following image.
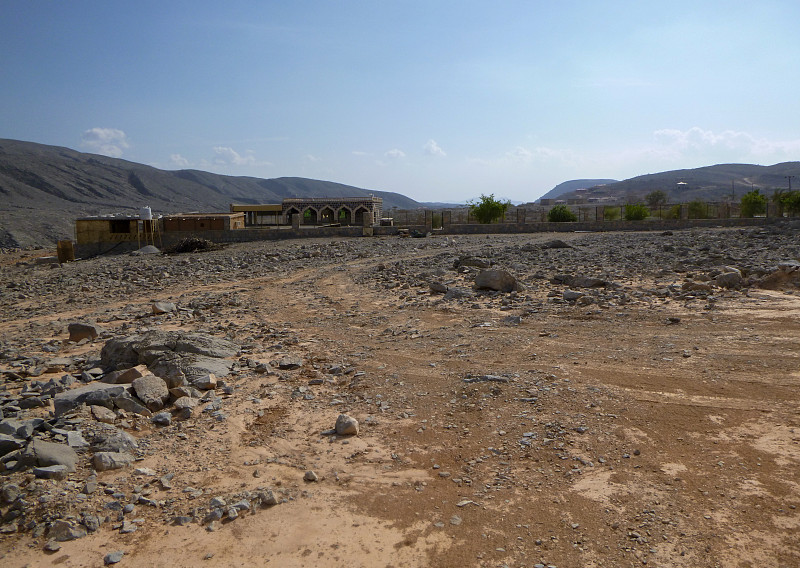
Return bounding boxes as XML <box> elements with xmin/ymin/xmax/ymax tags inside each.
<box><xmin>139</xmin><ymin>206</ymin><xmax>153</xmax><ymax>220</ymax></box>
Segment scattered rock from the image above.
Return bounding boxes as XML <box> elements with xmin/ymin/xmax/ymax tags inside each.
<box><xmin>335</xmin><ymin>414</ymin><xmax>359</xmax><ymax>436</ymax></box>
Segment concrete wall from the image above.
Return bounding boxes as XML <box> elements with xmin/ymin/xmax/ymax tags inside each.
<box><xmin>74</xmin><ymin>216</ymin><xmax>783</xmax><ymax>259</ymax></box>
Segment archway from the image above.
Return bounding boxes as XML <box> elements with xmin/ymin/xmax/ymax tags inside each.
<box><xmin>320</xmin><ymin>207</ymin><xmax>335</xmax><ymax>224</ymax></box>
<box><xmin>302</xmin><ymin>208</ymin><xmax>318</xmax><ymax>225</ymax></box>
<box><xmin>338</xmin><ymin>208</ymin><xmax>352</xmax><ymax>226</ymax></box>
<box><xmin>354</xmin><ymin>207</ymin><xmax>370</xmax><ymax>226</ymax></box>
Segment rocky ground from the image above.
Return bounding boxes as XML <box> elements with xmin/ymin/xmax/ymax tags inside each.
<box><xmin>1</xmin><ymin>224</ymin><xmax>799</xmax><ymax>568</ymax></box>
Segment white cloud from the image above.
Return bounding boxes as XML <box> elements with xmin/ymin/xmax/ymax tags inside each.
<box><xmin>80</xmin><ymin>127</ymin><xmax>129</xmax><ymax>158</ymax></box>
<box><xmin>652</xmin><ymin>127</ymin><xmax>800</xmax><ymax>160</ymax></box>
<box><xmin>384</xmin><ymin>148</ymin><xmax>406</xmax><ymax>159</ymax></box>
<box><xmin>423</xmin><ymin>139</ymin><xmax>446</xmax><ymax>157</ymax></box>
<box><xmin>170</xmin><ymin>154</ymin><xmax>190</xmax><ymax>167</ymax></box>
<box><xmin>352</xmin><ymin>150</ymin><xmax>370</xmax><ymax>156</ymax></box>
<box><xmin>212</xmin><ymin>146</ymin><xmax>272</xmax><ymax>167</ymax></box>
<box><xmin>306</xmin><ymin>154</ymin><xmax>320</xmax><ymax>162</ymax></box>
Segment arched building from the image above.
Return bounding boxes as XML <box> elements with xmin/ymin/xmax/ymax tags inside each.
<box><xmin>231</xmin><ymin>196</ymin><xmax>383</xmax><ymax>227</ymax></box>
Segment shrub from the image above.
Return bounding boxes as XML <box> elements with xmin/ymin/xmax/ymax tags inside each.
<box><xmin>741</xmin><ymin>189</ymin><xmax>767</xmax><ymax>217</ymax></box>
<box><xmin>687</xmin><ymin>200</ymin><xmax>709</xmax><ymax>219</ymax></box>
<box><xmin>603</xmin><ymin>206</ymin><xmax>620</xmax><ymax>221</ymax></box>
<box><xmin>623</xmin><ymin>203</ymin><xmax>650</xmax><ymax>221</ymax></box>
<box><xmin>547</xmin><ymin>204</ymin><xmax>577</xmax><ymax>222</ymax></box>
<box><xmin>468</xmin><ymin>194</ymin><xmax>510</xmax><ymax>224</ymax></box>
<box><xmin>663</xmin><ymin>204</ymin><xmax>681</xmax><ymax>219</ymax></box>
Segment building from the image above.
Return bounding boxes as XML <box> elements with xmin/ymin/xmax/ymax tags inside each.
<box><xmin>231</xmin><ymin>196</ymin><xmax>383</xmax><ymax>227</ymax></box>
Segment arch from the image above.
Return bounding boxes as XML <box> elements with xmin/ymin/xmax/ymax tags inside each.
<box><xmin>319</xmin><ymin>207</ymin><xmax>335</xmax><ymax>224</ymax></box>
<box><xmin>354</xmin><ymin>206</ymin><xmax>370</xmax><ymax>226</ymax></box>
<box><xmin>302</xmin><ymin>207</ymin><xmax>318</xmax><ymax>225</ymax></box>
<box><xmin>337</xmin><ymin>207</ymin><xmax>352</xmax><ymax>226</ymax></box>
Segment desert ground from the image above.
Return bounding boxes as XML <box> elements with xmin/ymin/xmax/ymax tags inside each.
<box><xmin>1</xmin><ymin>225</ymin><xmax>799</xmax><ymax>568</ymax></box>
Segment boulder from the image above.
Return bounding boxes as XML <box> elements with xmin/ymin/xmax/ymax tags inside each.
<box><xmin>53</xmin><ymin>383</ymin><xmax>129</xmax><ymax>417</ymax></box>
<box><xmin>49</xmin><ymin>520</ymin><xmax>87</xmax><ymax>541</ymax></box>
<box><xmin>335</xmin><ymin>414</ymin><xmax>359</xmax><ymax>436</ymax></box>
<box><xmin>93</xmin><ymin>451</ymin><xmax>134</xmax><ymax>472</ymax></box>
<box><xmin>91</xmin><ymin>427</ymin><xmax>138</xmax><ymax>453</ymax></box>
<box><xmin>111</xmin><ymin>391</ymin><xmax>153</xmax><ymax>417</ymax></box>
<box><xmin>131</xmin><ymin>375</ymin><xmax>170</xmax><ymax>411</ymax></box>
<box><xmin>716</xmin><ymin>271</ymin><xmax>743</xmax><ymax>289</ymax></box>
<box><xmin>474</xmin><ymin>270</ymin><xmax>521</xmax><ymax>293</ymax></box>
<box><xmin>101</xmin><ymin>364</ymin><xmax>149</xmax><ymax>384</ymax></box>
<box><xmin>67</xmin><ymin>322</ymin><xmax>103</xmax><ymax>343</ymax></box>
<box><xmin>20</xmin><ymin>440</ymin><xmax>78</xmax><ymax>472</ymax></box>
<box><xmin>152</xmin><ymin>301</ymin><xmax>176</xmax><ymax>315</ymax></box>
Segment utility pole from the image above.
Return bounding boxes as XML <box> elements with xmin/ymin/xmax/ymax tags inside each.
<box><xmin>731</xmin><ymin>179</ymin><xmax>735</xmax><ymax>201</ymax></box>
<box><xmin>787</xmin><ymin>175</ymin><xmax>795</xmax><ymax>192</ymax></box>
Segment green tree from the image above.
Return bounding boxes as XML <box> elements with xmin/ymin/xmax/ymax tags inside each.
<box><xmin>778</xmin><ymin>190</ymin><xmax>800</xmax><ymax>216</ymax></box>
<box><xmin>740</xmin><ymin>189</ymin><xmax>767</xmax><ymax>218</ymax></box>
<box><xmin>468</xmin><ymin>194</ymin><xmax>510</xmax><ymax>223</ymax></box>
<box><xmin>603</xmin><ymin>206</ymin><xmax>620</xmax><ymax>221</ymax></box>
<box><xmin>645</xmin><ymin>190</ymin><xmax>668</xmax><ymax>208</ymax></box>
<box><xmin>624</xmin><ymin>203</ymin><xmax>650</xmax><ymax>221</ymax></box>
<box><xmin>687</xmin><ymin>200</ymin><xmax>709</xmax><ymax>219</ymax></box>
<box><xmin>547</xmin><ymin>204</ymin><xmax>578</xmax><ymax>222</ymax></box>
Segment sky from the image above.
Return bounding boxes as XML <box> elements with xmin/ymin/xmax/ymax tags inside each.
<box><xmin>2</xmin><ymin>1</ymin><xmax>800</xmax><ymax>203</ymax></box>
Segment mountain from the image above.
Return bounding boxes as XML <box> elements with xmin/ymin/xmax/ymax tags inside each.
<box><xmin>554</xmin><ymin>163</ymin><xmax>800</xmax><ymax>203</ymax></box>
<box><xmin>537</xmin><ymin>179</ymin><xmax>618</xmax><ymax>201</ymax></box>
<box><xmin>0</xmin><ymin>138</ymin><xmax>420</xmax><ymax>247</ymax></box>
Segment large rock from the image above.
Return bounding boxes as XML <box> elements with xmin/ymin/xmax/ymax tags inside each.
<box><xmin>716</xmin><ymin>271</ymin><xmax>743</xmax><ymax>289</ymax></box>
<box><xmin>93</xmin><ymin>452</ymin><xmax>134</xmax><ymax>472</ymax></box>
<box><xmin>91</xmin><ymin>427</ymin><xmax>138</xmax><ymax>453</ymax></box>
<box><xmin>53</xmin><ymin>383</ymin><xmax>129</xmax><ymax>417</ymax></box>
<box><xmin>131</xmin><ymin>375</ymin><xmax>169</xmax><ymax>411</ymax></box>
<box><xmin>100</xmin><ymin>331</ymin><xmax>236</xmax><ymax>384</ymax></box>
<box><xmin>335</xmin><ymin>414</ymin><xmax>359</xmax><ymax>436</ymax></box>
<box><xmin>0</xmin><ymin>434</ymin><xmax>24</xmax><ymax>457</ymax></box>
<box><xmin>49</xmin><ymin>519</ymin><xmax>87</xmax><ymax>541</ymax></box>
<box><xmin>474</xmin><ymin>270</ymin><xmax>521</xmax><ymax>293</ymax></box>
<box><xmin>68</xmin><ymin>322</ymin><xmax>103</xmax><ymax>343</ymax></box>
<box><xmin>111</xmin><ymin>391</ymin><xmax>153</xmax><ymax>417</ymax></box>
<box><xmin>19</xmin><ymin>440</ymin><xmax>78</xmax><ymax>472</ymax></box>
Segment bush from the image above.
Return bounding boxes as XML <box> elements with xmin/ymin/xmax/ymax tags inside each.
<box><xmin>663</xmin><ymin>204</ymin><xmax>681</xmax><ymax>219</ymax></box>
<box><xmin>164</xmin><ymin>237</ymin><xmax>220</xmax><ymax>254</ymax></box>
<box><xmin>687</xmin><ymin>200</ymin><xmax>709</xmax><ymax>219</ymax></box>
<box><xmin>741</xmin><ymin>189</ymin><xmax>767</xmax><ymax>217</ymax></box>
<box><xmin>603</xmin><ymin>206</ymin><xmax>620</xmax><ymax>221</ymax></box>
<box><xmin>547</xmin><ymin>204</ymin><xmax>577</xmax><ymax>222</ymax></box>
<box><xmin>623</xmin><ymin>203</ymin><xmax>650</xmax><ymax>221</ymax></box>
<box><xmin>468</xmin><ymin>194</ymin><xmax>510</xmax><ymax>224</ymax></box>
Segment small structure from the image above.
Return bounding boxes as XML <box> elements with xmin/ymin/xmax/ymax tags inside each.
<box><xmin>75</xmin><ymin>213</ymin><xmax>161</xmax><ymax>249</ymax></box>
<box><xmin>229</xmin><ymin>204</ymin><xmax>283</xmax><ymax>226</ymax></box>
<box><xmin>162</xmin><ymin>212</ymin><xmax>244</xmax><ymax>232</ymax></box>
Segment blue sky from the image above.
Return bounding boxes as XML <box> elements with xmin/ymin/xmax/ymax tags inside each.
<box><xmin>2</xmin><ymin>1</ymin><xmax>799</xmax><ymax>203</ymax></box>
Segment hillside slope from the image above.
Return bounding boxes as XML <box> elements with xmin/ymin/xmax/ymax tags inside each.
<box><xmin>0</xmin><ymin>139</ymin><xmax>419</xmax><ymax>247</ymax></box>
<box><xmin>538</xmin><ymin>179</ymin><xmax>618</xmax><ymax>201</ymax></box>
<box><xmin>558</xmin><ymin>163</ymin><xmax>800</xmax><ymax>203</ymax></box>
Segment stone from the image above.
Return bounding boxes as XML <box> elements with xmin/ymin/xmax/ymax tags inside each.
<box><xmin>111</xmin><ymin>391</ymin><xmax>153</xmax><ymax>417</ymax></box>
<box><xmin>91</xmin><ymin>405</ymin><xmax>117</xmax><ymax>423</ymax></box>
<box><xmin>34</xmin><ymin>465</ymin><xmax>68</xmax><ymax>480</ymax></box>
<box><xmin>335</xmin><ymin>414</ymin><xmax>359</xmax><ymax>436</ymax></box>
<box><xmin>169</xmin><ymin>386</ymin><xmax>201</xmax><ymax>399</ymax></box>
<box><xmin>173</xmin><ymin>396</ymin><xmax>198</xmax><ymax>411</ymax></box>
<box><xmin>542</xmin><ymin>239</ymin><xmax>572</xmax><ymax>249</ymax></box>
<box><xmin>93</xmin><ymin>451</ymin><xmax>135</xmax><ymax>472</ymax></box>
<box><xmin>454</xmin><ymin>256</ymin><xmax>491</xmax><ymax>269</ymax></box>
<box><xmin>474</xmin><ymin>270</ymin><xmax>521</xmax><ymax>293</ymax></box>
<box><xmin>716</xmin><ymin>271</ymin><xmax>743</xmax><ymax>289</ymax></box>
<box><xmin>190</xmin><ymin>373</ymin><xmax>217</xmax><ymax>390</ymax></box>
<box><xmin>1</xmin><ymin>483</ymin><xmax>21</xmax><ymax>504</ymax></box>
<box><xmin>132</xmin><ymin>375</ymin><xmax>170</xmax><ymax>411</ymax></box>
<box><xmin>304</xmin><ymin>470</ymin><xmax>319</xmax><ymax>482</ymax></box>
<box><xmin>151</xmin><ymin>412</ymin><xmax>172</xmax><ymax>426</ymax></box>
<box><xmin>102</xmin><ymin>364</ymin><xmax>149</xmax><ymax>384</ymax></box>
<box><xmin>53</xmin><ymin>382</ymin><xmax>129</xmax><ymax>417</ymax></box>
<box><xmin>0</xmin><ymin>434</ymin><xmax>25</xmax><ymax>457</ymax></box>
<box><xmin>20</xmin><ymin>439</ymin><xmax>79</xmax><ymax>472</ymax></box>
<box><xmin>152</xmin><ymin>301</ymin><xmax>176</xmax><ymax>314</ymax></box>
<box><xmin>49</xmin><ymin>519</ymin><xmax>87</xmax><ymax>541</ymax></box>
<box><xmin>428</xmin><ymin>281</ymin><xmax>448</xmax><ymax>294</ymax></box>
<box><xmin>276</xmin><ymin>355</ymin><xmax>303</xmax><ymax>370</ymax></box>
<box><xmin>67</xmin><ymin>322</ymin><xmax>103</xmax><ymax>343</ymax></box>
<box><xmin>91</xmin><ymin>427</ymin><xmax>138</xmax><ymax>453</ymax></box>
<box><xmin>104</xmin><ymin>551</ymin><xmax>125</xmax><ymax>565</ymax></box>
<box><xmin>563</xmin><ymin>289</ymin><xmax>584</xmax><ymax>301</ymax></box>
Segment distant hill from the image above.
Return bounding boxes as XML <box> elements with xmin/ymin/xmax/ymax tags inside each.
<box><xmin>538</xmin><ymin>179</ymin><xmax>618</xmax><ymax>201</ymax></box>
<box><xmin>0</xmin><ymin>138</ymin><xmax>420</xmax><ymax>247</ymax></box>
<box><xmin>555</xmin><ymin>163</ymin><xmax>800</xmax><ymax>203</ymax></box>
